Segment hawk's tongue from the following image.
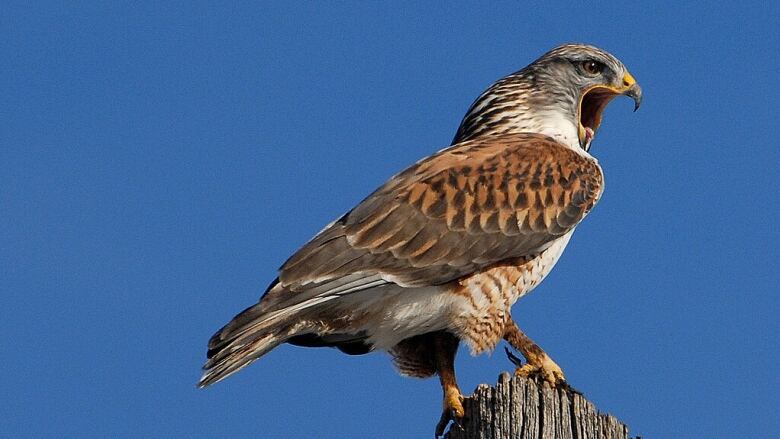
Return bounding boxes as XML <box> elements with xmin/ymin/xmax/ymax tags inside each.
<box><xmin>585</xmin><ymin>127</ymin><xmax>595</xmax><ymax>141</ymax></box>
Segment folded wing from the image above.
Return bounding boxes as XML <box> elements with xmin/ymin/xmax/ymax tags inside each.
<box><xmin>278</xmin><ymin>133</ymin><xmax>603</xmax><ymax>296</ymax></box>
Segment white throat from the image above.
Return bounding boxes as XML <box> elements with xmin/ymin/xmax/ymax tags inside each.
<box><xmin>530</xmin><ymin>111</ymin><xmax>581</xmax><ymax>152</ymax></box>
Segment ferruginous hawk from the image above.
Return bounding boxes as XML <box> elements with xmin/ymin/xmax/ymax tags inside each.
<box><xmin>199</xmin><ymin>43</ymin><xmax>641</xmax><ymax>436</ymax></box>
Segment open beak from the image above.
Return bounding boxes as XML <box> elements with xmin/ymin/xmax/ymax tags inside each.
<box><xmin>578</xmin><ymin>71</ymin><xmax>642</xmax><ymax>150</ymax></box>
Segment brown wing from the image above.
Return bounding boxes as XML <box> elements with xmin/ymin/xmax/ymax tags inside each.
<box><xmin>273</xmin><ymin>133</ymin><xmax>602</xmax><ymax>301</ymax></box>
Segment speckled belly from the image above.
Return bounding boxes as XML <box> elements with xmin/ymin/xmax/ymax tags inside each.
<box><xmin>450</xmin><ymin>230</ymin><xmax>575</xmax><ymax>354</ymax></box>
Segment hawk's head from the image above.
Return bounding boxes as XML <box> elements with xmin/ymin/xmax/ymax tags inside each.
<box><xmin>454</xmin><ymin>43</ymin><xmax>642</xmax><ymax>151</ymax></box>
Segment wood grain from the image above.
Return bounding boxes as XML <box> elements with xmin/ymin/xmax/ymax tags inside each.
<box><xmin>443</xmin><ymin>373</ymin><xmax>635</xmax><ymax>439</ymax></box>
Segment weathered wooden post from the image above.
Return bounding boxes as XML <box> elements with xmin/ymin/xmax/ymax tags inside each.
<box><xmin>443</xmin><ymin>372</ymin><xmax>635</xmax><ymax>439</ymax></box>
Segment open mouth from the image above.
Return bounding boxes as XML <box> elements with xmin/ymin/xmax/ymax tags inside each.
<box><xmin>578</xmin><ymin>87</ymin><xmax>620</xmax><ymax>150</ymax></box>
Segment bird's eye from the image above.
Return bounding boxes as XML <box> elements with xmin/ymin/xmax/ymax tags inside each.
<box><xmin>581</xmin><ymin>60</ymin><xmax>603</xmax><ymax>76</ymax></box>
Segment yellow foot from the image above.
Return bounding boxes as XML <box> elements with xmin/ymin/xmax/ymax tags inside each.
<box><xmin>504</xmin><ymin>346</ymin><xmax>569</xmax><ymax>389</ymax></box>
<box><xmin>514</xmin><ymin>360</ymin><xmax>565</xmax><ymax>385</ymax></box>
<box><xmin>435</xmin><ymin>390</ymin><xmax>464</xmax><ymax>438</ymax></box>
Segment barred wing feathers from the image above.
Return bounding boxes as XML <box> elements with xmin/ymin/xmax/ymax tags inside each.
<box><xmin>280</xmin><ymin>132</ymin><xmax>603</xmax><ymax>290</ymax></box>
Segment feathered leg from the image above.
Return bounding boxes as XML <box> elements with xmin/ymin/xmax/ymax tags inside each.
<box><xmin>433</xmin><ymin>332</ymin><xmax>463</xmax><ymax>438</ymax></box>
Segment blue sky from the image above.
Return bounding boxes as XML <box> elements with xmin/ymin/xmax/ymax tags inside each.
<box><xmin>2</xmin><ymin>2</ymin><xmax>778</xmax><ymax>438</ymax></box>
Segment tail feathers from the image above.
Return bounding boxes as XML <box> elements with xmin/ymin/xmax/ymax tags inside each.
<box><xmin>199</xmin><ymin>302</ymin><xmax>292</xmax><ymax>388</ymax></box>
<box><xmin>199</xmin><ymin>295</ymin><xmax>342</xmax><ymax>387</ymax></box>
<box><xmin>199</xmin><ymin>331</ymin><xmax>282</xmax><ymax>387</ymax></box>
<box><xmin>200</xmin><ymin>275</ymin><xmax>391</xmax><ymax>387</ymax></box>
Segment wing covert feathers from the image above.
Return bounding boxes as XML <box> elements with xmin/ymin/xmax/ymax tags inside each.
<box><xmin>279</xmin><ymin>133</ymin><xmax>602</xmax><ymax>290</ymax></box>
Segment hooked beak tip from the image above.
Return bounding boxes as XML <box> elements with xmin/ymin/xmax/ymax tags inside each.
<box><xmin>624</xmin><ymin>84</ymin><xmax>642</xmax><ymax>112</ymax></box>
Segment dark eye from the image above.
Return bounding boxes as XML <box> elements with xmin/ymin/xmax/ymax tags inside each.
<box><xmin>581</xmin><ymin>60</ymin><xmax>603</xmax><ymax>76</ymax></box>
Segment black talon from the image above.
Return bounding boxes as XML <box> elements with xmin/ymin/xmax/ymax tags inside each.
<box><xmin>504</xmin><ymin>346</ymin><xmax>524</xmax><ymax>367</ymax></box>
<box><xmin>453</xmin><ymin>415</ymin><xmax>464</xmax><ymax>430</ymax></box>
<box><xmin>435</xmin><ymin>410</ymin><xmax>452</xmax><ymax>438</ymax></box>
<box><xmin>435</xmin><ymin>407</ymin><xmax>465</xmax><ymax>438</ymax></box>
